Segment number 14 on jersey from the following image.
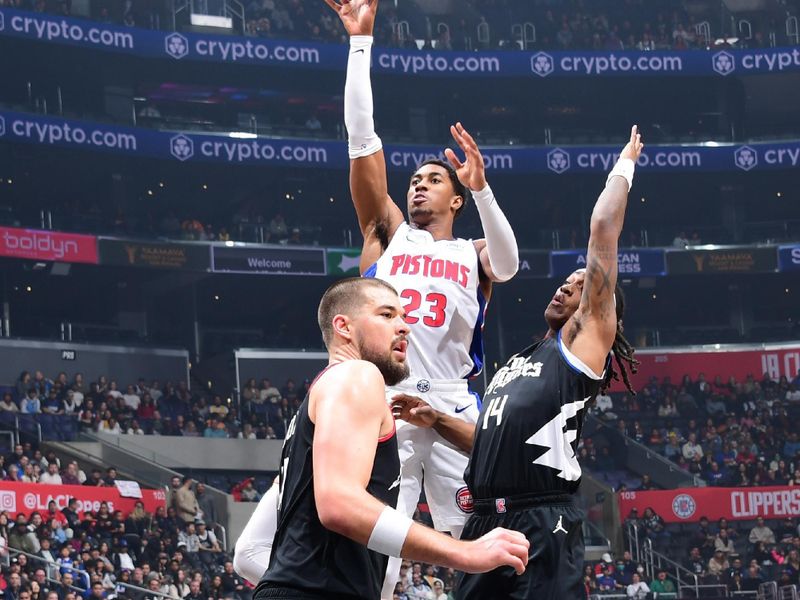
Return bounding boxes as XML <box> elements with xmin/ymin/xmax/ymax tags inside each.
<box><xmin>482</xmin><ymin>395</ymin><xmax>508</xmax><ymax>430</ymax></box>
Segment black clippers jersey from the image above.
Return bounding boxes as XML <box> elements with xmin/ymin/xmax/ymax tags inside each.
<box><xmin>465</xmin><ymin>332</ymin><xmax>604</xmax><ymax>499</ymax></box>
<box><xmin>259</xmin><ymin>376</ymin><xmax>401</xmax><ymax>599</ymax></box>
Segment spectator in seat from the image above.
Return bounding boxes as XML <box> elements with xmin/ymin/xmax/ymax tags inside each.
<box><xmin>204</xmin><ymin>419</ymin><xmax>229</xmax><ymax>439</ymax></box>
<box><xmin>663</xmin><ymin>433</ymin><xmax>682</xmax><ymax>460</ymax></box>
<box><xmin>682</xmin><ymin>432</ymin><xmax>704</xmax><ymax>461</ymax></box>
<box><xmin>749</xmin><ymin>517</ymin><xmax>776</xmax><ymax>546</ymax></box>
<box><xmin>706</xmin><ymin>461</ymin><xmax>727</xmax><ymax>486</ymax></box>
<box><xmin>708</xmin><ymin>549</ymin><xmax>730</xmax><ymax>578</ymax></box>
<box><xmin>114</xmin><ymin>540</ymin><xmax>135</xmax><ymax>572</ymax></box>
<box><xmin>1</xmin><ymin>392</ymin><xmax>19</xmax><ymax>412</ymax></box>
<box><xmin>196</xmin><ymin>521</ymin><xmax>221</xmax><ymax>566</ymax></box>
<box><xmin>84</xmin><ymin>468</ymin><xmax>104</xmax><ymax>487</ymax></box>
<box><xmin>614</xmin><ymin>557</ymin><xmax>634</xmax><ymax>587</ymax></box>
<box><xmin>221</xmin><ymin>561</ymin><xmax>250</xmax><ymax>600</ymax></box>
<box><xmin>175</xmin><ymin>477</ymin><xmax>199</xmax><ymax>524</ymax></box>
<box><xmin>650</xmin><ymin>570</ymin><xmax>677</xmax><ymax>598</ymax></box>
<box><xmin>594</xmin><ymin>390</ymin><xmax>616</xmax><ymax>420</ymax></box>
<box><xmin>61</xmin><ymin>462</ymin><xmax>81</xmax><ymax>485</ymax></box>
<box><xmin>406</xmin><ymin>570</ymin><xmax>433</xmax><ymax>599</ymax></box>
<box><xmin>638</xmin><ymin>474</ymin><xmax>657</xmax><ymax>491</ymax></box>
<box><xmin>626</xmin><ymin>572</ymin><xmax>649</xmax><ymax>599</ymax></box>
<box><xmin>776</xmin><ymin>518</ymin><xmax>796</xmax><ymax>542</ymax></box>
<box><xmin>21</xmin><ymin>388</ymin><xmax>42</xmax><ymax>414</ymax></box>
<box><xmin>195</xmin><ymin>483</ymin><xmax>216</xmax><ymax>526</ymax></box>
<box><xmin>39</xmin><ymin>462</ymin><xmax>62</xmax><ymax>485</ymax></box>
<box><xmin>729</xmin><ymin>572</ymin><xmax>745</xmax><ymax>593</ymax></box>
<box><xmin>742</xmin><ymin>565</ymin><xmax>764</xmax><ymax>591</ymax></box>
<box><xmin>686</xmin><ymin>547</ymin><xmax>706</xmax><ymax>577</ymax></box>
<box><xmin>184</xmin><ymin>579</ymin><xmax>204</xmax><ymax>600</ymax></box>
<box><xmin>715</xmin><ymin>529</ymin><xmax>736</xmax><ymax>555</ymax></box>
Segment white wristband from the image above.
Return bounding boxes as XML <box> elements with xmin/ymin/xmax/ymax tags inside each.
<box><xmin>367</xmin><ymin>506</ymin><xmax>412</xmax><ymax>557</ymax></box>
<box><xmin>606</xmin><ymin>158</ymin><xmax>635</xmax><ymax>192</ymax></box>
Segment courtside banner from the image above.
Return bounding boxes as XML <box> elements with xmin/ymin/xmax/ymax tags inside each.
<box><xmin>517</xmin><ymin>250</ymin><xmax>551</xmax><ymax>279</ymax></box>
<box><xmin>667</xmin><ymin>247</ymin><xmax>778</xmax><ymax>274</ymax></box>
<box><xmin>611</xmin><ymin>342</ymin><xmax>800</xmax><ymax>392</ymax></box>
<box><xmin>0</xmin><ymin>226</ymin><xmax>98</xmax><ymax>264</ymax></box>
<box><xmin>778</xmin><ymin>245</ymin><xmax>800</xmax><ymax>272</ymax></box>
<box><xmin>1</xmin><ymin>8</ymin><xmax>800</xmax><ymax>78</ymax></box>
<box><xmin>0</xmin><ymin>481</ymin><xmax>166</xmax><ymax>519</ymax></box>
<box><xmin>98</xmin><ymin>238</ymin><xmax>211</xmax><ymax>271</ymax></box>
<box><xmin>212</xmin><ymin>245</ymin><xmax>326</xmax><ymax>276</ymax></box>
<box><xmin>2</xmin><ymin>109</ymin><xmax>800</xmax><ymax>174</ymax></box>
<box><xmin>550</xmin><ymin>248</ymin><xmax>666</xmax><ymax>278</ymax></box>
<box><xmin>618</xmin><ymin>487</ymin><xmax>800</xmax><ymax>523</ymax></box>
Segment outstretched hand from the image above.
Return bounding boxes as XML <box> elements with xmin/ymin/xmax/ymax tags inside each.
<box><xmin>391</xmin><ymin>394</ymin><xmax>438</xmax><ymax>428</ymax></box>
<box><xmin>444</xmin><ymin>122</ymin><xmax>488</xmax><ymax>192</ymax></box>
<box><xmin>323</xmin><ymin>0</ymin><xmax>379</xmax><ymax>37</ymax></box>
<box><xmin>620</xmin><ymin>125</ymin><xmax>644</xmax><ymax>162</ymax></box>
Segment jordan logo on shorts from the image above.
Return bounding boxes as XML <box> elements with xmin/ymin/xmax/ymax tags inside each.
<box><xmin>553</xmin><ymin>515</ymin><xmax>568</xmax><ymax>534</ymax></box>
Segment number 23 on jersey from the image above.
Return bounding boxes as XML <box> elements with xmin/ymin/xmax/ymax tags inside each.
<box><xmin>400</xmin><ymin>289</ymin><xmax>448</xmax><ymax>327</ymax></box>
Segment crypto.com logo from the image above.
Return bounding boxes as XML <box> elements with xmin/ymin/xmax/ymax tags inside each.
<box><xmin>0</xmin><ymin>115</ymin><xmax>6</xmax><ymax>137</ymax></box>
<box><xmin>712</xmin><ymin>51</ymin><xmax>736</xmax><ymax>76</ymax></box>
<box><xmin>547</xmin><ymin>148</ymin><xmax>571</xmax><ymax>174</ymax></box>
<box><xmin>170</xmin><ymin>134</ymin><xmax>194</xmax><ymax>161</ymax></box>
<box><xmin>165</xmin><ymin>32</ymin><xmax>189</xmax><ymax>59</ymax></box>
<box><xmin>531</xmin><ymin>52</ymin><xmax>555</xmax><ymax>77</ymax></box>
<box><xmin>734</xmin><ymin>145</ymin><xmax>758</xmax><ymax>171</ymax></box>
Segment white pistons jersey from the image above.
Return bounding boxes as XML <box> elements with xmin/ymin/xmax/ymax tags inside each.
<box><xmin>365</xmin><ymin>222</ymin><xmax>486</xmax><ymax>380</ymax></box>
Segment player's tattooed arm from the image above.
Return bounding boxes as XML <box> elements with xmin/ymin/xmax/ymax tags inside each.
<box><xmin>566</xmin><ymin>127</ymin><xmax>643</xmax><ymax>370</ymax></box>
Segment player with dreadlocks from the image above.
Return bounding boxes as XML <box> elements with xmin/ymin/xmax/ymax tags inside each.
<box><xmin>392</xmin><ymin>126</ymin><xmax>643</xmax><ymax>599</ymax></box>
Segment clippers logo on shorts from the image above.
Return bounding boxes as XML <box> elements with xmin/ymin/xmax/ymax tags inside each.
<box><xmin>712</xmin><ymin>51</ymin><xmax>736</xmax><ymax>76</ymax></box>
<box><xmin>0</xmin><ymin>490</ymin><xmax>16</xmax><ymax>512</ymax></box>
<box><xmin>531</xmin><ymin>52</ymin><xmax>555</xmax><ymax>77</ymax></box>
<box><xmin>734</xmin><ymin>146</ymin><xmax>758</xmax><ymax>171</ymax></box>
<box><xmin>416</xmin><ymin>379</ymin><xmax>431</xmax><ymax>393</ymax></box>
<box><xmin>455</xmin><ymin>487</ymin><xmax>474</xmax><ymax>514</ymax></box>
<box><xmin>170</xmin><ymin>134</ymin><xmax>194</xmax><ymax>161</ymax></box>
<box><xmin>547</xmin><ymin>148</ymin><xmax>571</xmax><ymax>174</ymax></box>
<box><xmin>495</xmin><ymin>498</ymin><xmax>507</xmax><ymax>514</ymax></box>
<box><xmin>165</xmin><ymin>32</ymin><xmax>189</xmax><ymax>59</ymax></box>
<box><xmin>671</xmin><ymin>493</ymin><xmax>697</xmax><ymax>520</ymax></box>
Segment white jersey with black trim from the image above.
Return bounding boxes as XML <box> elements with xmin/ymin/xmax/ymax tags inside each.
<box><xmin>365</xmin><ymin>222</ymin><xmax>486</xmax><ymax>381</ymax></box>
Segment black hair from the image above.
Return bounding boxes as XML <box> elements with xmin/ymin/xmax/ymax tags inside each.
<box><xmin>417</xmin><ymin>159</ymin><xmax>470</xmax><ymax>219</ymax></box>
<box><xmin>601</xmin><ymin>285</ymin><xmax>640</xmax><ymax>395</ymax></box>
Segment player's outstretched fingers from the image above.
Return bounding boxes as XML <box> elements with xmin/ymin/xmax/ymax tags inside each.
<box><xmin>322</xmin><ymin>0</ymin><xmax>341</xmax><ymax>12</ymax></box>
<box><xmin>444</xmin><ymin>148</ymin><xmax>464</xmax><ymax>170</ymax></box>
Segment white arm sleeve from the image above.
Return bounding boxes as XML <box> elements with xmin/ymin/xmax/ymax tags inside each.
<box><xmin>473</xmin><ymin>185</ymin><xmax>519</xmax><ymax>282</ymax></box>
<box><xmin>233</xmin><ymin>479</ymin><xmax>279</xmax><ymax>584</ymax></box>
<box><xmin>345</xmin><ymin>36</ymin><xmax>383</xmax><ymax>159</ymax></box>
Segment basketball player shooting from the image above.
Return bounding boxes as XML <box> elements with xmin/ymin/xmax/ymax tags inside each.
<box><xmin>394</xmin><ymin>127</ymin><xmax>644</xmax><ymax>599</ymax></box>
<box><xmin>252</xmin><ymin>278</ymin><xmax>529</xmax><ymax>600</ymax></box>
<box><xmin>328</xmin><ymin>0</ymin><xmax>518</xmax><ymax>550</ymax></box>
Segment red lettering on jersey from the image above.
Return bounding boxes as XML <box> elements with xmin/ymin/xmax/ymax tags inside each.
<box><xmin>408</xmin><ymin>255</ymin><xmax>421</xmax><ymax>276</ymax></box>
<box><xmin>430</xmin><ymin>259</ymin><xmax>444</xmax><ymax>278</ymax></box>
<box><xmin>390</xmin><ymin>254</ymin><xmax>405</xmax><ymax>276</ymax></box>
<box><xmin>459</xmin><ymin>264</ymin><xmax>470</xmax><ymax>288</ymax></box>
<box><xmin>386</xmin><ymin>254</ymin><xmax>472</xmax><ymax>289</ymax></box>
<box><xmin>421</xmin><ymin>255</ymin><xmax>433</xmax><ymax>277</ymax></box>
<box><xmin>444</xmin><ymin>260</ymin><xmax>459</xmax><ymax>284</ymax></box>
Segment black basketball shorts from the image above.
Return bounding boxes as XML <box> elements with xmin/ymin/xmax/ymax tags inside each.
<box><xmin>455</xmin><ymin>497</ymin><xmax>586</xmax><ymax>600</ymax></box>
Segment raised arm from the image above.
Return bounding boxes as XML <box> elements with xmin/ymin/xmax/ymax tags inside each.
<box><xmin>445</xmin><ymin>123</ymin><xmax>519</xmax><ymax>284</ymax></box>
<box><xmin>564</xmin><ymin>126</ymin><xmax>644</xmax><ymax>374</ymax></box>
<box><xmin>325</xmin><ymin>0</ymin><xmax>404</xmax><ymax>272</ymax></box>
<box><xmin>312</xmin><ymin>362</ymin><xmax>528</xmax><ymax>574</ymax></box>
